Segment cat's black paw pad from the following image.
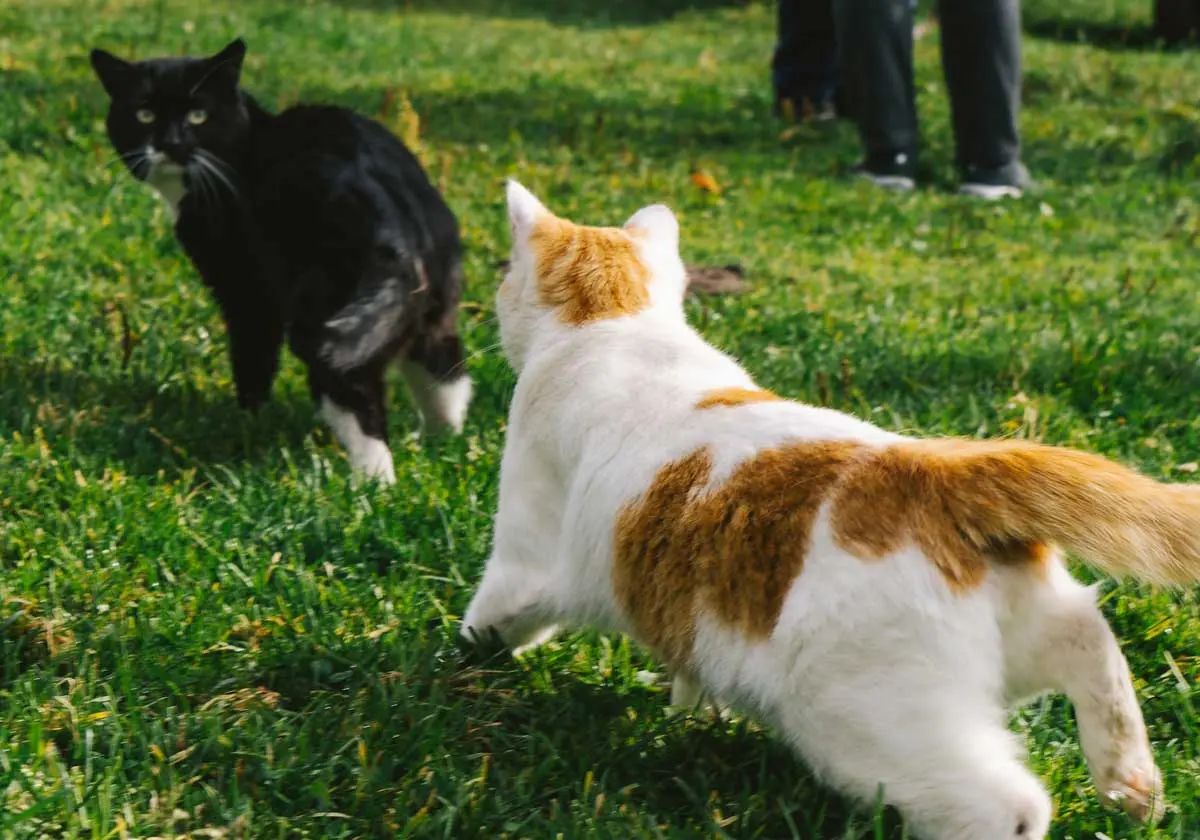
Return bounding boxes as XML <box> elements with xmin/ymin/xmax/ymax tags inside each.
<box><xmin>456</xmin><ymin>625</ymin><xmax>513</xmax><ymax>665</ymax></box>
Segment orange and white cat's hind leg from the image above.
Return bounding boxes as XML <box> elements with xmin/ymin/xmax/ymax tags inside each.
<box><xmin>997</xmin><ymin>557</ymin><xmax>1165</xmax><ymax>823</ymax></box>
<box><xmin>669</xmin><ymin>674</ymin><xmax>704</xmax><ymax>707</ymax></box>
<box><xmin>668</xmin><ymin>673</ymin><xmax>732</xmax><ymax>719</ymax></box>
<box><xmin>783</xmin><ymin>672</ymin><xmax>1053</xmax><ymax>840</ymax></box>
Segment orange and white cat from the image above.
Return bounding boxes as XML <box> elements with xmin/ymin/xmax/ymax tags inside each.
<box><xmin>462</xmin><ymin>180</ymin><xmax>1200</xmax><ymax>840</ymax></box>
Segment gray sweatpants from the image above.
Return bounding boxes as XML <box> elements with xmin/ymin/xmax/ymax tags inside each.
<box><xmin>833</xmin><ymin>0</ymin><xmax>1022</xmax><ymax>172</ymax></box>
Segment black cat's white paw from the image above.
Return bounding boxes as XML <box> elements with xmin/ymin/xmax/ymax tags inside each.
<box><xmin>318</xmin><ymin>397</ymin><xmax>396</xmax><ymax>484</ymax></box>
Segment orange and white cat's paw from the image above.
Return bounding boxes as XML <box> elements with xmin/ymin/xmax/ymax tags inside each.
<box><xmin>669</xmin><ymin>674</ymin><xmax>703</xmax><ymax>709</ymax></box>
<box><xmin>668</xmin><ymin>674</ymin><xmax>729</xmax><ymax>718</ymax></box>
<box><xmin>1084</xmin><ymin>710</ymin><xmax>1165</xmax><ymax>823</ymax></box>
<box><xmin>1095</xmin><ymin>761</ymin><xmax>1165</xmax><ymax>823</ymax></box>
<box><xmin>511</xmin><ymin>624</ymin><xmax>559</xmax><ymax>656</ymax></box>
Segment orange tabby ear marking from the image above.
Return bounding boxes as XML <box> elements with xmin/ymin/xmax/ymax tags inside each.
<box><xmin>696</xmin><ymin>387</ymin><xmax>783</xmax><ymax>410</ymax></box>
<box><xmin>531</xmin><ymin>216</ymin><xmax>650</xmax><ymax>325</ymax></box>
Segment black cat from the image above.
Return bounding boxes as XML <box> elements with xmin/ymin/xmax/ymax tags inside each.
<box><xmin>89</xmin><ymin>38</ymin><xmax>472</xmax><ymax>482</ymax></box>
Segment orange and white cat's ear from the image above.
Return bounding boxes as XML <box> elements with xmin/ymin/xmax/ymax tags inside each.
<box><xmin>506</xmin><ymin>180</ymin><xmax>549</xmax><ymax>242</ymax></box>
<box><xmin>624</xmin><ymin>204</ymin><xmax>679</xmax><ymax>252</ymax></box>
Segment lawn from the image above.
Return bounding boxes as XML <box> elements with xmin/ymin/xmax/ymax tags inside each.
<box><xmin>2</xmin><ymin>0</ymin><xmax>1200</xmax><ymax>836</ymax></box>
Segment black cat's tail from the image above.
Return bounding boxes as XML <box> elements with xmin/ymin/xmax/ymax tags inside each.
<box><xmin>320</xmin><ymin>234</ymin><xmax>426</xmax><ymax>372</ymax></box>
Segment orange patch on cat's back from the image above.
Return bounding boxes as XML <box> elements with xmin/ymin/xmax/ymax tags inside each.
<box><xmin>829</xmin><ymin>440</ymin><xmax>1057</xmax><ymax>591</ymax></box>
<box><xmin>613</xmin><ymin>441</ymin><xmax>862</xmax><ymax>666</ymax></box>
<box><xmin>531</xmin><ymin>216</ymin><xmax>651</xmax><ymax>325</ymax></box>
<box><xmin>613</xmin><ymin>438</ymin><xmax>1058</xmax><ymax>667</ymax></box>
<box><xmin>696</xmin><ymin>387</ymin><xmax>784</xmax><ymax>410</ymax></box>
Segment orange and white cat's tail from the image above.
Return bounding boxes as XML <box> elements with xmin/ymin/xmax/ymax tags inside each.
<box><xmin>833</xmin><ymin>439</ymin><xmax>1200</xmax><ymax>586</ymax></box>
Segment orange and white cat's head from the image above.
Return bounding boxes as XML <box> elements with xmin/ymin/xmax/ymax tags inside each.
<box><xmin>498</xmin><ymin>180</ymin><xmax>687</xmax><ymax>371</ymax></box>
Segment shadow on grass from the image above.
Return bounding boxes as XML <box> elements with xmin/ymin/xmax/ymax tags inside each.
<box><xmin>292</xmin><ymin>74</ymin><xmax>1199</xmax><ymax>190</ymax></box>
<box><xmin>8</xmin><ymin>622</ymin><xmax>899</xmax><ymax>836</ymax></box>
<box><xmin>318</xmin><ymin>0</ymin><xmax>751</xmax><ymax>28</ymax></box>
<box><xmin>728</xmin><ymin>284</ymin><xmax>1200</xmax><ymax>438</ymax></box>
<box><xmin>476</xmin><ymin>675</ymin><xmax>903</xmax><ymax>838</ymax></box>
<box><xmin>243</xmin><ymin>634</ymin><xmax>906</xmax><ymax>838</ymax></box>
<box><xmin>1021</xmin><ymin>0</ymin><xmax>1200</xmax><ymax>52</ymax></box>
<box><xmin>1023</xmin><ymin>15</ymin><xmax>1166</xmax><ymax>50</ymax></box>
<box><xmin>0</xmin><ymin>355</ymin><xmax>319</xmax><ymax>476</ymax></box>
<box><xmin>0</xmin><ymin>341</ymin><xmax>512</xmax><ymax>481</ymax></box>
<box><xmin>295</xmin><ymin>78</ymin><xmax>848</xmax><ymax>173</ymax></box>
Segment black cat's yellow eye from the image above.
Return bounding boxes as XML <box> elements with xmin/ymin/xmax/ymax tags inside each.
<box><xmin>135</xmin><ymin>108</ymin><xmax>155</xmax><ymax>124</ymax></box>
<box><xmin>186</xmin><ymin>109</ymin><xmax>208</xmax><ymax>126</ymax></box>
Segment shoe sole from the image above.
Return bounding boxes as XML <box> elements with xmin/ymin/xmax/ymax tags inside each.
<box><xmin>958</xmin><ymin>183</ymin><xmax>1022</xmax><ymax>200</ymax></box>
<box><xmin>856</xmin><ymin>172</ymin><xmax>915</xmax><ymax>192</ymax></box>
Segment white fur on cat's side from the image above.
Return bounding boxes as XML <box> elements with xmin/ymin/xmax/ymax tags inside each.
<box><xmin>461</xmin><ymin>180</ymin><xmax>1165</xmax><ymax>840</ymax></box>
<box><xmin>319</xmin><ymin>397</ymin><xmax>396</xmax><ymax>484</ymax></box>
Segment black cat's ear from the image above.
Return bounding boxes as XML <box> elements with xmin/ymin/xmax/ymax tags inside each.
<box><xmin>200</xmin><ymin>38</ymin><xmax>247</xmax><ymax>91</ymax></box>
<box><xmin>90</xmin><ymin>48</ymin><xmax>137</xmax><ymax>98</ymax></box>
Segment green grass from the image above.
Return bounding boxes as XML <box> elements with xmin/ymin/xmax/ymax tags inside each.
<box><xmin>2</xmin><ymin>0</ymin><xmax>1200</xmax><ymax>836</ymax></box>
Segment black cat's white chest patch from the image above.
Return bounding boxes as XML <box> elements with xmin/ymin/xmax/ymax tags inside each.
<box><xmin>145</xmin><ymin>153</ymin><xmax>187</xmax><ymax>218</ymax></box>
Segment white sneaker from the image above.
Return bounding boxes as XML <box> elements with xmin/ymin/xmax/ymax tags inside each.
<box><xmin>958</xmin><ymin>161</ymin><xmax>1034</xmax><ymax>200</ymax></box>
<box><xmin>853</xmin><ymin>152</ymin><xmax>916</xmax><ymax>192</ymax></box>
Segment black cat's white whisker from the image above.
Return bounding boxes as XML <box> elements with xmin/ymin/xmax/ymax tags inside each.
<box><xmin>196</xmin><ymin>147</ymin><xmax>237</xmax><ymax>179</ymax></box>
<box><xmin>194</xmin><ymin>150</ymin><xmax>241</xmax><ymax>200</ymax></box>
<box><xmin>187</xmin><ymin>162</ymin><xmax>217</xmax><ymax>216</ymax></box>
<box><xmin>190</xmin><ymin>157</ymin><xmax>224</xmax><ymax>210</ymax></box>
<box><xmin>103</xmin><ymin>148</ymin><xmax>147</xmax><ymax>170</ymax></box>
<box><xmin>445</xmin><ymin>341</ymin><xmax>502</xmax><ymax>377</ymax></box>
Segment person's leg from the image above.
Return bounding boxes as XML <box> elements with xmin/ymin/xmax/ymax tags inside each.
<box><xmin>1153</xmin><ymin>0</ymin><xmax>1200</xmax><ymax>44</ymax></box>
<box><xmin>833</xmin><ymin>0</ymin><xmax>918</xmax><ymax>188</ymax></box>
<box><xmin>939</xmin><ymin>0</ymin><xmax>1030</xmax><ymax>196</ymax></box>
<box><xmin>773</xmin><ymin>0</ymin><xmax>841</xmax><ymax>119</ymax></box>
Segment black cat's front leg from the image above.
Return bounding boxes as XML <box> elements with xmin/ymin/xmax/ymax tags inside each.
<box><xmin>224</xmin><ymin>303</ymin><xmax>285</xmax><ymax>410</ymax></box>
<box><xmin>177</xmin><ymin>216</ymin><xmax>284</xmax><ymax>410</ymax></box>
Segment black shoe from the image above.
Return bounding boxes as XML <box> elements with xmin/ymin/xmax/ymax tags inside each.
<box><xmin>958</xmin><ymin>161</ymin><xmax>1035</xmax><ymax>199</ymax></box>
<box><xmin>853</xmin><ymin>151</ymin><xmax>917</xmax><ymax>191</ymax></box>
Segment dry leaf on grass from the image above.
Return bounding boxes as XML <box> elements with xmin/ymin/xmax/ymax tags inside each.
<box><xmin>685</xmin><ymin>263</ymin><xmax>748</xmax><ymax>296</ymax></box>
<box><xmin>689</xmin><ymin>169</ymin><xmax>722</xmax><ymax>195</ymax></box>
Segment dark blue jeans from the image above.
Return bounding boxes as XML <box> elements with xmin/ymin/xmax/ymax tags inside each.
<box><xmin>772</xmin><ymin>0</ymin><xmax>921</xmax><ymax>115</ymax></box>
<box><xmin>833</xmin><ymin>0</ymin><xmax>1022</xmax><ymax>172</ymax></box>
<box><xmin>772</xmin><ymin>0</ymin><xmax>839</xmax><ymax>108</ymax></box>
